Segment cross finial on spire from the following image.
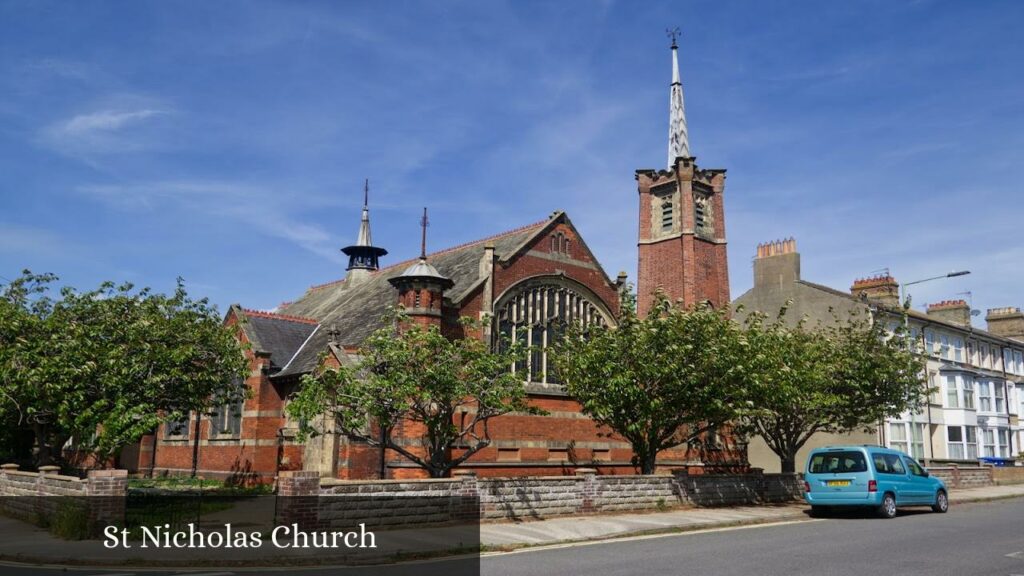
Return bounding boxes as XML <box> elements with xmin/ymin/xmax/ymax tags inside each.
<box><xmin>419</xmin><ymin>207</ymin><xmax>429</xmax><ymax>259</ymax></box>
<box><xmin>363</xmin><ymin>178</ymin><xmax>369</xmax><ymax>208</ymax></box>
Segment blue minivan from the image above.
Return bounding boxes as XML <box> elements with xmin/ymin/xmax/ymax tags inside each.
<box><xmin>803</xmin><ymin>445</ymin><xmax>948</xmax><ymax>518</ymax></box>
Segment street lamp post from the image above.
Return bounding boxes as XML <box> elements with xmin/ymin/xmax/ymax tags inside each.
<box><xmin>896</xmin><ymin>270</ymin><xmax>969</xmax><ymax>464</ymax></box>
<box><xmin>900</xmin><ymin>270</ymin><xmax>970</xmax><ymax>308</ymax></box>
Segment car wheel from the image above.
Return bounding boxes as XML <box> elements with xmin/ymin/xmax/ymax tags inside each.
<box><xmin>932</xmin><ymin>490</ymin><xmax>949</xmax><ymax>513</ymax></box>
<box><xmin>877</xmin><ymin>493</ymin><xmax>897</xmax><ymax>519</ymax></box>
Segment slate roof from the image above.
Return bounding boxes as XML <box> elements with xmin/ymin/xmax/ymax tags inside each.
<box><xmin>234</xmin><ymin>308</ymin><xmax>319</xmax><ymax>373</ymax></box>
<box><xmin>267</xmin><ymin>214</ymin><xmax>558</xmax><ymax>379</ymax></box>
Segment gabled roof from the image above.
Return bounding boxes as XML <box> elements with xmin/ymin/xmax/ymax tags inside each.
<box><xmin>270</xmin><ymin>213</ymin><xmax>570</xmax><ymax>378</ymax></box>
<box><xmin>232</xmin><ymin>306</ymin><xmax>319</xmax><ymax>373</ymax></box>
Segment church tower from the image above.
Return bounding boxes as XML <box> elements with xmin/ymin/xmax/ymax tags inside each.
<box><xmin>635</xmin><ymin>33</ymin><xmax>730</xmax><ymax>316</ymax></box>
<box><xmin>341</xmin><ymin>179</ymin><xmax>388</xmax><ymax>285</ymax></box>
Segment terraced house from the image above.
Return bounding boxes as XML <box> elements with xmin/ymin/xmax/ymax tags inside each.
<box><xmin>735</xmin><ymin>239</ymin><xmax>1024</xmax><ymax>472</ymax></box>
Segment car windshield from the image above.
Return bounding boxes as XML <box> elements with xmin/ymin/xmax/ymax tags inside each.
<box><xmin>808</xmin><ymin>451</ymin><xmax>868</xmax><ymax>474</ymax></box>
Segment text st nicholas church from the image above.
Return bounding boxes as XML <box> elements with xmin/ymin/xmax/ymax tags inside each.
<box><xmin>124</xmin><ymin>38</ymin><xmax>736</xmax><ymax>482</ymax></box>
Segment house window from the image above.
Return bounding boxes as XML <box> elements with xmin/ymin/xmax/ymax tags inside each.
<box><xmin>889</xmin><ymin>423</ymin><xmax>908</xmax><ymax>454</ymax></box>
<box><xmin>947</xmin><ymin>426</ymin><xmax>964</xmax><ymax>459</ymax></box>
<box><xmin>995</xmin><ymin>383</ymin><xmax>1006</xmax><ymax>413</ymax></box>
<box><xmin>945</xmin><ymin>375</ymin><xmax>959</xmax><ymax>408</ymax></box>
<box><xmin>967</xmin><ymin>341</ymin><xmax>975</xmax><ymax>364</ymax></box>
<box><xmin>981</xmin><ymin>345</ymin><xmax>989</xmax><ymax>367</ymax></box>
<box><xmin>210</xmin><ymin>399</ymin><xmax>243</xmax><ymax>437</ymax></box>
<box><xmin>910</xmin><ymin>423</ymin><xmax>926</xmax><ymax>459</ymax></box>
<box><xmin>496</xmin><ymin>279</ymin><xmax>610</xmax><ymax>385</ymax></box>
<box><xmin>1015</xmin><ymin>351</ymin><xmax>1024</xmax><ymax>375</ymax></box>
<box><xmin>979</xmin><ymin>381</ymin><xmax>992</xmax><ymax>412</ymax></box>
<box><xmin>966</xmin><ymin>426</ymin><xmax>978</xmax><ymax>459</ymax></box>
<box><xmin>998</xmin><ymin>429</ymin><xmax>1010</xmax><ymax>457</ymax></box>
<box><xmin>954</xmin><ymin>338</ymin><xmax>963</xmax><ymax>362</ymax></box>
<box><xmin>661</xmin><ymin>201</ymin><xmax>673</xmax><ymax>231</ymax></box>
<box><xmin>962</xmin><ymin>377</ymin><xmax>975</xmax><ymax>410</ymax></box>
<box><xmin>940</xmin><ymin>335</ymin><xmax>950</xmax><ymax>359</ymax></box>
<box><xmin>983</xmin><ymin>429</ymin><xmax>996</xmax><ymax>457</ymax></box>
<box><xmin>164</xmin><ymin>413</ymin><xmax>191</xmax><ymax>440</ymax></box>
<box><xmin>925</xmin><ymin>331</ymin><xmax>936</xmax><ymax>355</ymax></box>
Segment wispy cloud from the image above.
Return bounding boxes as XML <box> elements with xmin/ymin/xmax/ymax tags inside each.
<box><xmin>77</xmin><ymin>180</ymin><xmax>344</xmax><ymax>263</ymax></box>
<box><xmin>0</xmin><ymin>223</ymin><xmax>65</xmax><ymax>258</ymax></box>
<box><xmin>38</xmin><ymin>101</ymin><xmax>173</xmax><ymax>161</ymax></box>
<box><xmin>59</xmin><ymin>109</ymin><xmax>168</xmax><ymax>137</ymax></box>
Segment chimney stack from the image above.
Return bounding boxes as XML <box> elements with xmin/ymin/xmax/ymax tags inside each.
<box><xmin>926</xmin><ymin>299</ymin><xmax>972</xmax><ymax>327</ymax></box>
<box><xmin>850</xmin><ymin>274</ymin><xmax>900</xmax><ymax>308</ymax></box>
<box><xmin>753</xmin><ymin>238</ymin><xmax>799</xmax><ymax>290</ymax></box>
<box><xmin>986</xmin><ymin>307</ymin><xmax>1024</xmax><ymax>341</ymax></box>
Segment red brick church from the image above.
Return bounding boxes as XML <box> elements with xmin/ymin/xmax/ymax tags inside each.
<box><xmin>126</xmin><ymin>38</ymin><xmax>735</xmax><ymax>482</ymax></box>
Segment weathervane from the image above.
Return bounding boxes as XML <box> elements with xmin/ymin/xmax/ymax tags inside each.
<box><xmin>666</xmin><ymin>27</ymin><xmax>680</xmax><ymax>48</ymax></box>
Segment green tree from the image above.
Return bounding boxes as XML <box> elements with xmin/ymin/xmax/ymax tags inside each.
<box><xmin>551</xmin><ymin>293</ymin><xmax>750</xmax><ymax>474</ymax></box>
<box><xmin>287</xmin><ymin>313</ymin><xmax>532</xmax><ymax>478</ymax></box>
<box><xmin>0</xmin><ymin>270</ymin><xmax>249</xmax><ymax>466</ymax></box>
<box><xmin>739</xmin><ymin>306</ymin><xmax>927</xmax><ymax>473</ymax></box>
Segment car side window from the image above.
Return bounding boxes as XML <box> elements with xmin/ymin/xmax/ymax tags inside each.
<box><xmin>905</xmin><ymin>458</ymin><xmax>927</xmax><ymax>477</ymax></box>
<box><xmin>873</xmin><ymin>454</ymin><xmax>889</xmax><ymax>473</ymax></box>
<box><xmin>882</xmin><ymin>454</ymin><xmax>906</xmax><ymax>475</ymax></box>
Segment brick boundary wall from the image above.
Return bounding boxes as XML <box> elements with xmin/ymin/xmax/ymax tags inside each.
<box><xmin>991</xmin><ymin>466</ymin><xmax>1024</xmax><ymax>485</ymax></box>
<box><xmin>277</xmin><ymin>468</ymin><xmax>804</xmax><ymax>528</ymax></box>
<box><xmin>928</xmin><ymin>465</ymin><xmax>994</xmax><ymax>489</ymax></box>
<box><xmin>0</xmin><ymin>464</ymin><xmax>128</xmax><ymax>529</ymax></box>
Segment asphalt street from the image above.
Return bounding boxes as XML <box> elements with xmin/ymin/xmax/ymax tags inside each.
<box><xmin>2</xmin><ymin>497</ymin><xmax>1023</xmax><ymax>576</ymax></box>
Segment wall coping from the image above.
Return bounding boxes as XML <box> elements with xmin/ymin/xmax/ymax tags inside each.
<box><xmin>320</xmin><ymin>478</ymin><xmax>461</xmax><ymax>487</ymax></box>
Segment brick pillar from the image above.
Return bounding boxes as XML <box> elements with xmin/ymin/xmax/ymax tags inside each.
<box><xmin>452</xmin><ymin>470</ymin><xmax>481</xmax><ymax>520</ymax></box>
<box><xmin>575</xmin><ymin>468</ymin><xmax>597</xmax><ymax>514</ymax></box>
<box><xmin>86</xmin><ymin>469</ymin><xmax>128</xmax><ymax>530</ymax></box>
<box><xmin>671</xmin><ymin>468</ymin><xmax>691</xmax><ymax>504</ymax></box>
<box><xmin>951</xmin><ymin>464</ymin><xmax>961</xmax><ymax>489</ymax></box>
<box><xmin>275</xmin><ymin>470</ymin><xmax>321</xmax><ymax>531</ymax></box>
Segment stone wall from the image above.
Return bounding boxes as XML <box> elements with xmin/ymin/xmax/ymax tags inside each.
<box><xmin>928</xmin><ymin>465</ymin><xmax>993</xmax><ymax>489</ymax></box>
<box><xmin>0</xmin><ymin>464</ymin><xmax>128</xmax><ymax>529</ymax></box>
<box><xmin>991</xmin><ymin>466</ymin><xmax>1024</xmax><ymax>485</ymax></box>
<box><xmin>277</xmin><ymin>468</ymin><xmax>803</xmax><ymax>529</ymax></box>
<box><xmin>679</xmin><ymin>473</ymin><xmax>803</xmax><ymax>507</ymax></box>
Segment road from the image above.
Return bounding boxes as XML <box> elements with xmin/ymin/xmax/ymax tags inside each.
<box><xmin>482</xmin><ymin>497</ymin><xmax>1024</xmax><ymax>576</ymax></box>
<box><xmin>2</xmin><ymin>498</ymin><xmax>1023</xmax><ymax>576</ymax></box>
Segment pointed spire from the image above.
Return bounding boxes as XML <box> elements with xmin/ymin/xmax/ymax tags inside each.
<box><xmin>341</xmin><ymin>179</ymin><xmax>387</xmax><ymax>281</ymax></box>
<box><xmin>356</xmin><ymin>178</ymin><xmax>372</xmax><ymax>246</ymax></box>
<box><xmin>390</xmin><ymin>206</ymin><xmax>452</xmax><ymax>291</ymax></box>
<box><xmin>667</xmin><ymin>27</ymin><xmax>690</xmax><ymax>168</ymax></box>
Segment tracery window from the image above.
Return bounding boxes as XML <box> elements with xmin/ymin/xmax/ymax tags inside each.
<box><xmin>495</xmin><ymin>279</ymin><xmax>611</xmax><ymax>385</ymax></box>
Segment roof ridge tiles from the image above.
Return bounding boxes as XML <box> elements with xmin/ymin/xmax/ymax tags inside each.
<box><xmin>243</xmin><ymin>308</ymin><xmax>320</xmax><ymax>325</ymax></box>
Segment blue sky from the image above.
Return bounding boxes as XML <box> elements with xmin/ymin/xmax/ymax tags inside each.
<box><xmin>1</xmin><ymin>0</ymin><xmax>1021</xmax><ymax>324</ymax></box>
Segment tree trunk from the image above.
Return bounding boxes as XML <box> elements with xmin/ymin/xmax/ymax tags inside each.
<box><xmin>780</xmin><ymin>453</ymin><xmax>797</xmax><ymax>474</ymax></box>
<box><xmin>640</xmin><ymin>451</ymin><xmax>658</xmax><ymax>475</ymax></box>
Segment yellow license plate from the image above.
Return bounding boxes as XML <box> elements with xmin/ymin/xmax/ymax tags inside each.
<box><xmin>827</xmin><ymin>480</ymin><xmax>851</xmax><ymax>487</ymax></box>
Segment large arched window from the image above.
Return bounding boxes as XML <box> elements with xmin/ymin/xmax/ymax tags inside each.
<box><xmin>494</xmin><ymin>277</ymin><xmax>613</xmax><ymax>385</ymax></box>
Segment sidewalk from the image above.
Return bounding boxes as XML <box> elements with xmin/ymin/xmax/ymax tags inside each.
<box><xmin>0</xmin><ymin>484</ymin><xmax>1020</xmax><ymax>567</ymax></box>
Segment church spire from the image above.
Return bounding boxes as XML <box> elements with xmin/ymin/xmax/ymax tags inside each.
<box><xmin>356</xmin><ymin>178</ymin><xmax>372</xmax><ymax>246</ymax></box>
<box><xmin>341</xmin><ymin>179</ymin><xmax>387</xmax><ymax>284</ymax></box>
<box><xmin>667</xmin><ymin>28</ymin><xmax>690</xmax><ymax>168</ymax></box>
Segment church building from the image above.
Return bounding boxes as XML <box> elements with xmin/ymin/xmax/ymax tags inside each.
<box><xmin>127</xmin><ymin>38</ymin><xmax>735</xmax><ymax>483</ymax></box>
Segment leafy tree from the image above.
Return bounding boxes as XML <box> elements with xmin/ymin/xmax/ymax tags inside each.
<box><xmin>0</xmin><ymin>270</ymin><xmax>249</xmax><ymax>466</ymax></box>
<box><xmin>287</xmin><ymin>313</ymin><xmax>532</xmax><ymax>478</ymax></box>
<box><xmin>738</xmin><ymin>306</ymin><xmax>927</xmax><ymax>473</ymax></box>
<box><xmin>551</xmin><ymin>292</ymin><xmax>750</xmax><ymax>474</ymax></box>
